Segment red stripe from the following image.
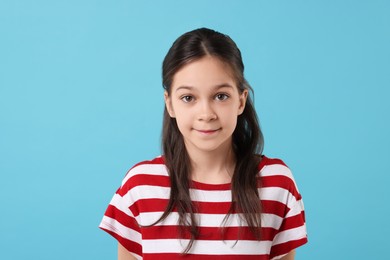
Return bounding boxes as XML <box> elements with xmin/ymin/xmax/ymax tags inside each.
<box><xmin>143</xmin><ymin>253</ymin><xmax>271</xmax><ymax>259</ymax></box>
<box><xmin>262</xmin><ymin>175</ymin><xmax>293</xmax><ymax>189</ymax></box>
<box><xmin>279</xmin><ymin>212</ymin><xmax>306</xmax><ymax>231</ymax></box>
<box><xmin>270</xmin><ymin>237</ymin><xmax>308</xmax><ymax>259</ymax></box>
<box><xmin>129</xmin><ymin>174</ymin><xmax>170</xmax><ymax>187</ymax></box>
<box><xmin>141</xmin><ymin>225</ymin><xmax>277</xmax><ymax>241</ymax></box>
<box><xmin>119</xmin><ymin>175</ymin><xmax>170</xmax><ymax>196</ymax></box>
<box><xmin>259</xmin><ymin>156</ymin><xmax>288</xmax><ymax>170</ymax></box>
<box><xmin>104</xmin><ymin>204</ymin><xmax>140</xmax><ymax>231</ymax></box>
<box><xmin>193</xmin><ymin>201</ymin><xmax>231</xmax><ymax>214</ymax></box>
<box><xmin>190</xmin><ymin>181</ymin><xmax>231</xmax><ymax>190</ymax></box>
<box><xmin>261</xmin><ymin>200</ymin><xmax>287</xmax><ymax>217</ymax></box>
<box><xmin>132</xmin><ymin>198</ymin><xmax>287</xmax><ymax>218</ymax></box>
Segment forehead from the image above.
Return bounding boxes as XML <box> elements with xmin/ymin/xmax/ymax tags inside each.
<box><xmin>171</xmin><ymin>56</ymin><xmax>237</xmax><ymax>91</ymax></box>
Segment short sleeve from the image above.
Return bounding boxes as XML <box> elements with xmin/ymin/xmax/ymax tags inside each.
<box><xmin>99</xmin><ymin>183</ymin><xmax>143</xmax><ymax>259</ymax></box>
<box><xmin>269</xmin><ymin>182</ymin><xmax>308</xmax><ymax>259</ymax></box>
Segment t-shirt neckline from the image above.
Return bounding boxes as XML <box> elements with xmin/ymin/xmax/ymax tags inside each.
<box><xmin>190</xmin><ymin>180</ymin><xmax>231</xmax><ymax>190</ymax></box>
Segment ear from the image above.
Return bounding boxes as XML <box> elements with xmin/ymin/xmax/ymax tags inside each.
<box><xmin>164</xmin><ymin>91</ymin><xmax>175</xmax><ymax>118</ymax></box>
<box><xmin>237</xmin><ymin>89</ymin><xmax>248</xmax><ymax>115</ymax></box>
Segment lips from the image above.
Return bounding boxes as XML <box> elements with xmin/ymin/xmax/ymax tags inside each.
<box><xmin>195</xmin><ymin>128</ymin><xmax>221</xmax><ymax>134</ymax></box>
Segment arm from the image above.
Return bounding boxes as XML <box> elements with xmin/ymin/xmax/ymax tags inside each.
<box><xmin>118</xmin><ymin>243</ymin><xmax>137</xmax><ymax>260</ymax></box>
<box><xmin>279</xmin><ymin>250</ymin><xmax>295</xmax><ymax>260</ymax></box>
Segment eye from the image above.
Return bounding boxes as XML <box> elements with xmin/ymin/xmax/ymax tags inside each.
<box><xmin>215</xmin><ymin>93</ymin><xmax>229</xmax><ymax>101</ymax></box>
<box><xmin>181</xmin><ymin>95</ymin><xmax>194</xmax><ymax>103</ymax></box>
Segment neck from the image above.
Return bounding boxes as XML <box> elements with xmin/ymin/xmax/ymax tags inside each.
<box><xmin>186</xmin><ymin>141</ymin><xmax>236</xmax><ymax>184</ymax></box>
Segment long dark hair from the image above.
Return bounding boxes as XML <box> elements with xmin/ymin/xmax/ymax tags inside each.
<box><xmin>158</xmin><ymin>28</ymin><xmax>264</xmax><ymax>253</ymax></box>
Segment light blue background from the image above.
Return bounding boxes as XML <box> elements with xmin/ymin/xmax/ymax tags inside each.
<box><xmin>1</xmin><ymin>1</ymin><xmax>389</xmax><ymax>259</ymax></box>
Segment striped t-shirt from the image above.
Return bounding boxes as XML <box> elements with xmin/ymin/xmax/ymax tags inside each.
<box><xmin>99</xmin><ymin>155</ymin><xmax>307</xmax><ymax>259</ymax></box>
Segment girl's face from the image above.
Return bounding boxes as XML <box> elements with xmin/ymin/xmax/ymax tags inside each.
<box><xmin>165</xmin><ymin>56</ymin><xmax>248</xmax><ymax>156</ymax></box>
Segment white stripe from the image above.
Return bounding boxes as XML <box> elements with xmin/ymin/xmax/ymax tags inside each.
<box><xmin>262</xmin><ymin>213</ymin><xmax>284</xmax><ymax>229</ymax></box>
<box><xmin>142</xmin><ymin>239</ymin><xmax>272</xmax><ymax>255</ymax></box>
<box><xmin>272</xmin><ymin>224</ymin><xmax>307</xmax><ymax>246</ymax></box>
<box><xmin>128</xmin><ymin>185</ymin><xmax>171</xmax><ymax>202</ymax></box>
<box><xmin>190</xmin><ymin>186</ymin><xmax>298</xmax><ymax>211</ymax></box>
<box><xmin>99</xmin><ymin>216</ymin><xmax>142</xmax><ymax>243</ymax></box>
<box><xmin>137</xmin><ymin>212</ymin><xmax>282</xmax><ymax>229</ymax></box>
<box><xmin>260</xmin><ymin>186</ymin><xmax>297</xmax><ymax>207</ymax></box>
<box><xmin>190</xmin><ymin>189</ymin><xmax>232</xmax><ymax>202</ymax></box>
<box><xmin>122</xmin><ymin>164</ymin><xmax>168</xmax><ymax>187</ymax></box>
<box><xmin>109</xmin><ymin>193</ymin><xmax>134</xmax><ymax>217</ymax></box>
<box><xmin>285</xmin><ymin>199</ymin><xmax>305</xmax><ymax>218</ymax></box>
<box><xmin>260</xmin><ymin>164</ymin><xmax>293</xmax><ymax>178</ymax></box>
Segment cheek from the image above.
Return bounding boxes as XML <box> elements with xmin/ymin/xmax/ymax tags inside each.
<box><xmin>222</xmin><ymin>109</ymin><xmax>239</xmax><ymax>127</ymax></box>
<box><xmin>172</xmin><ymin>102</ymin><xmax>193</xmax><ymax>119</ymax></box>
<box><xmin>174</xmin><ymin>113</ymin><xmax>191</xmax><ymax>132</ymax></box>
<box><xmin>227</xmin><ymin>117</ymin><xmax>238</xmax><ymax>129</ymax></box>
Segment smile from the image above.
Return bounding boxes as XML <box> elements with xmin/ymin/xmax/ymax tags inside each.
<box><xmin>194</xmin><ymin>128</ymin><xmax>221</xmax><ymax>135</ymax></box>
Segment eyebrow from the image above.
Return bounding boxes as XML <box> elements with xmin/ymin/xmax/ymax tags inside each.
<box><xmin>175</xmin><ymin>83</ymin><xmax>234</xmax><ymax>92</ymax></box>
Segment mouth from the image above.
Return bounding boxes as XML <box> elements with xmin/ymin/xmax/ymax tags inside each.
<box><xmin>195</xmin><ymin>128</ymin><xmax>221</xmax><ymax>135</ymax></box>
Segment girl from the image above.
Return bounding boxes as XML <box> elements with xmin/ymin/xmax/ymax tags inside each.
<box><xmin>100</xmin><ymin>28</ymin><xmax>307</xmax><ymax>260</ymax></box>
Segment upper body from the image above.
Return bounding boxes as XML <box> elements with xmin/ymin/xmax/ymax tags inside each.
<box><xmin>99</xmin><ymin>155</ymin><xmax>307</xmax><ymax>259</ymax></box>
<box><xmin>100</xmin><ymin>27</ymin><xmax>307</xmax><ymax>259</ymax></box>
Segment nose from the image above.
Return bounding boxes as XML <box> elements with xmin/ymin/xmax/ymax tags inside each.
<box><xmin>197</xmin><ymin>100</ymin><xmax>217</xmax><ymax>121</ymax></box>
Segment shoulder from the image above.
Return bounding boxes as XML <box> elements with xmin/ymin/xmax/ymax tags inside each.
<box><xmin>258</xmin><ymin>155</ymin><xmax>288</xmax><ymax>170</ymax></box>
<box><xmin>131</xmin><ymin>155</ymin><xmax>166</xmax><ymax>168</ymax></box>
<box><xmin>117</xmin><ymin>156</ymin><xmax>169</xmax><ymax>195</ymax></box>
<box><xmin>258</xmin><ymin>155</ymin><xmax>302</xmax><ymax>200</ymax></box>
<box><xmin>258</xmin><ymin>155</ymin><xmax>292</xmax><ymax>178</ymax></box>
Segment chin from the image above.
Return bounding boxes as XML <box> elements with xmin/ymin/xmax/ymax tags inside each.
<box><xmin>194</xmin><ymin>141</ymin><xmax>231</xmax><ymax>153</ymax></box>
